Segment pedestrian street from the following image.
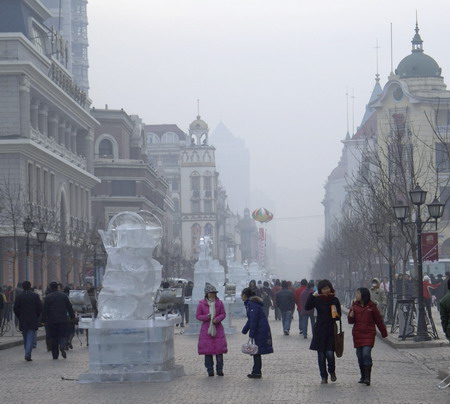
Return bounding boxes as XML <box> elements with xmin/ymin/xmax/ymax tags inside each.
<box><xmin>1</xmin><ymin>316</ymin><xmax>448</xmax><ymax>404</ymax></box>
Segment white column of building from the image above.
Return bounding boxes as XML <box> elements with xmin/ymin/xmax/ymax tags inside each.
<box><xmin>71</xmin><ymin>126</ymin><xmax>77</xmax><ymax>154</ymax></box>
<box><xmin>19</xmin><ymin>75</ymin><xmax>31</xmax><ymax>138</ymax></box>
<box><xmin>58</xmin><ymin>119</ymin><xmax>66</xmax><ymax>146</ymax></box>
<box><xmin>30</xmin><ymin>99</ymin><xmax>39</xmax><ymax>131</ymax></box>
<box><xmin>38</xmin><ymin>104</ymin><xmax>48</xmax><ymax>136</ymax></box>
<box><xmin>48</xmin><ymin>112</ymin><xmax>58</xmax><ymax>140</ymax></box>
<box><xmin>65</xmin><ymin>124</ymin><xmax>72</xmax><ymax>151</ymax></box>
<box><xmin>85</xmin><ymin>128</ymin><xmax>94</xmax><ymax>172</ymax></box>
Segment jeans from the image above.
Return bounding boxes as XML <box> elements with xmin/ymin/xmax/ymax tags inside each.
<box><xmin>298</xmin><ymin>311</ymin><xmax>304</xmax><ymax>332</ymax></box>
<box><xmin>356</xmin><ymin>346</ymin><xmax>373</xmax><ymax>367</ymax></box>
<box><xmin>301</xmin><ymin>314</ymin><xmax>315</xmax><ymax>337</ymax></box>
<box><xmin>281</xmin><ymin>310</ymin><xmax>293</xmax><ymax>332</ymax></box>
<box><xmin>204</xmin><ymin>354</ymin><xmax>223</xmax><ymax>372</ymax></box>
<box><xmin>47</xmin><ymin>322</ymin><xmax>68</xmax><ymax>359</ymax></box>
<box><xmin>252</xmin><ymin>354</ymin><xmax>262</xmax><ymax>375</ymax></box>
<box><xmin>317</xmin><ymin>350</ymin><xmax>335</xmax><ymax>378</ymax></box>
<box><xmin>22</xmin><ymin>329</ymin><xmax>36</xmax><ymax>359</ymax></box>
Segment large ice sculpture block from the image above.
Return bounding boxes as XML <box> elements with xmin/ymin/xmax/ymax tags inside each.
<box><xmin>79</xmin><ymin>211</ymin><xmax>184</xmax><ymax>383</ymax></box>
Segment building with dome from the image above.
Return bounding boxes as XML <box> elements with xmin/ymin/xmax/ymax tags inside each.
<box><xmin>323</xmin><ymin>22</ymin><xmax>450</xmax><ymax>254</ymax></box>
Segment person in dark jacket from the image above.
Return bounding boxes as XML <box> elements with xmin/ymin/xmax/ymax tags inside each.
<box><xmin>305</xmin><ymin>279</ymin><xmax>341</xmax><ymax>384</ymax></box>
<box><xmin>439</xmin><ymin>278</ymin><xmax>450</xmax><ymax>341</ymax></box>
<box><xmin>275</xmin><ymin>280</ymin><xmax>295</xmax><ymax>335</ymax></box>
<box><xmin>13</xmin><ymin>281</ymin><xmax>42</xmax><ymax>361</ymax></box>
<box><xmin>41</xmin><ymin>281</ymin><xmax>75</xmax><ymax>359</ymax></box>
<box><xmin>300</xmin><ymin>280</ymin><xmax>316</xmax><ymax>339</ymax></box>
<box><xmin>249</xmin><ymin>280</ymin><xmax>262</xmax><ymax>298</ymax></box>
<box><xmin>261</xmin><ymin>281</ymin><xmax>273</xmax><ymax>318</ymax></box>
<box><xmin>348</xmin><ymin>287</ymin><xmax>387</xmax><ymax>386</ymax></box>
<box><xmin>241</xmin><ymin>287</ymin><xmax>273</xmax><ymax>378</ymax></box>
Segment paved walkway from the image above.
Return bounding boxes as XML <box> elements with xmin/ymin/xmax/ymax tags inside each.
<box><xmin>0</xmin><ymin>315</ymin><xmax>449</xmax><ymax>404</ymax></box>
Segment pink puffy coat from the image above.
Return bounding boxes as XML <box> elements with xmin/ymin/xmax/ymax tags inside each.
<box><xmin>196</xmin><ymin>298</ymin><xmax>228</xmax><ymax>355</ymax></box>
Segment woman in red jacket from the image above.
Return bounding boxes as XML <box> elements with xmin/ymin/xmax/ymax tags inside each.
<box><xmin>348</xmin><ymin>287</ymin><xmax>387</xmax><ymax>386</ymax></box>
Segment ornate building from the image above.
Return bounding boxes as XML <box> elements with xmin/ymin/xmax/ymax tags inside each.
<box><xmin>0</xmin><ymin>0</ymin><xmax>98</xmax><ymax>286</ymax></box>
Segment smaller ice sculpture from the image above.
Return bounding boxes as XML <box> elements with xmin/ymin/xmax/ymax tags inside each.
<box><xmin>97</xmin><ymin>211</ymin><xmax>162</xmax><ymax>320</ymax></box>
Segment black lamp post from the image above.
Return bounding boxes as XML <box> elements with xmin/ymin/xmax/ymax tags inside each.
<box><xmin>36</xmin><ymin>225</ymin><xmax>48</xmax><ymax>289</ymax></box>
<box><xmin>393</xmin><ymin>184</ymin><xmax>445</xmax><ymax>342</ymax></box>
<box><xmin>23</xmin><ymin>216</ymin><xmax>34</xmax><ymax>280</ymax></box>
<box><xmin>370</xmin><ymin>222</ymin><xmax>394</xmax><ymax>324</ymax></box>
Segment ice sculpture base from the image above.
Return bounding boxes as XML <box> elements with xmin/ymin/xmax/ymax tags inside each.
<box><xmin>183</xmin><ymin>302</ymin><xmax>236</xmax><ymax>336</ymax></box>
<box><xmin>78</xmin><ymin>316</ymin><xmax>185</xmax><ymax>383</ymax></box>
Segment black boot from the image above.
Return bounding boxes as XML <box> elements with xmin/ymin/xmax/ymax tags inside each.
<box><xmin>364</xmin><ymin>366</ymin><xmax>372</xmax><ymax>386</ymax></box>
<box><xmin>358</xmin><ymin>366</ymin><xmax>365</xmax><ymax>383</ymax></box>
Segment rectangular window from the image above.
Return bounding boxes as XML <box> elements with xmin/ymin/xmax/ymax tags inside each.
<box><xmin>43</xmin><ymin>171</ymin><xmax>48</xmax><ymax>206</ymax></box>
<box><xmin>204</xmin><ymin>200</ymin><xmax>213</xmax><ymax>213</ymax></box>
<box><xmin>192</xmin><ymin>200</ymin><xmax>200</xmax><ymax>213</ymax></box>
<box><xmin>50</xmin><ymin>173</ymin><xmax>55</xmax><ymax>207</ymax></box>
<box><xmin>436</xmin><ymin>143</ymin><xmax>450</xmax><ymax>173</ymax></box>
<box><xmin>28</xmin><ymin>163</ymin><xmax>33</xmax><ymax>203</ymax></box>
<box><xmin>111</xmin><ymin>180</ymin><xmax>136</xmax><ymax>196</ymax></box>
<box><xmin>35</xmin><ymin>167</ymin><xmax>41</xmax><ymax>203</ymax></box>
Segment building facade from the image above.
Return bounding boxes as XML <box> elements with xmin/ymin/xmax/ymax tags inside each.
<box><xmin>0</xmin><ymin>0</ymin><xmax>98</xmax><ymax>287</ymax></box>
<box><xmin>91</xmin><ymin>108</ymin><xmax>173</xmax><ymax>234</ymax></box>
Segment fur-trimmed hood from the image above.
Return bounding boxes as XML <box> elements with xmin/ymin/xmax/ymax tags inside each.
<box><xmin>250</xmin><ymin>296</ymin><xmax>264</xmax><ymax>304</ymax></box>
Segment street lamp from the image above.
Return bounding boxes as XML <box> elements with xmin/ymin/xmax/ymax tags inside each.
<box><xmin>370</xmin><ymin>221</ymin><xmax>395</xmax><ymax>324</ymax></box>
<box><xmin>23</xmin><ymin>216</ymin><xmax>34</xmax><ymax>280</ymax></box>
<box><xmin>36</xmin><ymin>225</ymin><xmax>48</xmax><ymax>290</ymax></box>
<box><xmin>393</xmin><ymin>184</ymin><xmax>445</xmax><ymax>342</ymax></box>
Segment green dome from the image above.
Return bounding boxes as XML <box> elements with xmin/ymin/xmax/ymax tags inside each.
<box><xmin>396</xmin><ymin>52</ymin><xmax>441</xmax><ymax>78</ymax></box>
<box><xmin>395</xmin><ymin>23</ymin><xmax>442</xmax><ymax>78</ymax></box>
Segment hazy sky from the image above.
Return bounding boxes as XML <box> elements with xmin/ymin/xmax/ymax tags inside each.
<box><xmin>87</xmin><ymin>0</ymin><xmax>450</xmax><ymax>254</ymax></box>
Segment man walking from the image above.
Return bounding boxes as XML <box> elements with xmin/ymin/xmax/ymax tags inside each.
<box><xmin>439</xmin><ymin>277</ymin><xmax>450</xmax><ymax>342</ymax></box>
<box><xmin>294</xmin><ymin>279</ymin><xmax>308</xmax><ymax>335</ymax></box>
<box><xmin>275</xmin><ymin>281</ymin><xmax>295</xmax><ymax>335</ymax></box>
<box><xmin>13</xmin><ymin>281</ymin><xmax>42</xmax><ymax>361</ymax></box>
<box><xmin>41</xmin><ymin>281</ymin><xmax>75</xmax><ymax>359</ymax></box>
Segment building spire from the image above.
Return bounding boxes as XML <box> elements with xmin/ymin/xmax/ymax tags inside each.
<box><xmin>412</xmin><ymin>12</ymin><xmax>424</xmax><ymax>52</ymax></box>
<box><xmin>375</xmin><ymin>38</ymin><xmax>380</xmax><ymax>82</ymax></box>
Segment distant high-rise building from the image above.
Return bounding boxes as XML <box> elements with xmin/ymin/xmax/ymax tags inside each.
<box><xmin>41</xmin><ymin>0</ymin><xmax>90</xmax><ymax>92</ymax></box>
<box><xmin>210</xmin><ymin>122</ymin><xmax>250</xmax><ymax>213</ymax></box>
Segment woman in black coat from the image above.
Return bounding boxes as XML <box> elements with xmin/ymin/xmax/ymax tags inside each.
<box><xmin>241</xmin><ymin>287</ymin><xmax>273</xmax><ymax>378</ymax></box>
<box><xmin>305</xmin><ymin>279</ymin><xmax>341</xmax><ymax>384</ymax></box>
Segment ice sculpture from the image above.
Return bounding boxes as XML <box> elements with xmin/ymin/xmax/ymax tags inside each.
<box><xmin>225</xmin><ymin>248</ymin><xmax>248</xmax><ymax>317</ymax></box>
<box><xmin>97</xmin><ymin>211</ymin><xmax>162</xmax><ymax>320</ymax></box>
<box><xmin>79</xmin><ymin>211</ymin><xmax>184</xmax><ymax>383</ymax></box>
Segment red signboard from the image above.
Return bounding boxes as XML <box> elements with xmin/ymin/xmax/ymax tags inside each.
<box><xmin>421</xmin><ymin>232</ymin><xmax>438</xmax><ymax>262</ymax></box>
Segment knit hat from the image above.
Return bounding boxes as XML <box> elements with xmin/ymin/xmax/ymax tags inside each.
<box><xmin>423</xmin><ymin>275</ymin><xmax>431</xmax><ymax>282</ymax></box>
<box><xmin>204</xmin><ymin>283</ymin><xmax>218</xmax><ymax>294</ymax></box>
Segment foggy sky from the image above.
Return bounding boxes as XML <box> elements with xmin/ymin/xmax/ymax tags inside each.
<box><xmin>87</xmin><ymin>0</ymin><xmax>450</xmax><ymax>254</ymax></box>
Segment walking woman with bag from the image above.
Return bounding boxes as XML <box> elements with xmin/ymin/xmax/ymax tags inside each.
<box><xmin>305</xmin><ymin>279</ymin><xmax>341</xmax><ymax>384</ymax></box>
<box><xmin>348</xmin><ymin>287</ymin><xmax>387</xmax><ymax>386</ymax></box>
<box><xmin>241</xmin><ymin>287</ymin><xmax>273</xmax><ymax>378</ymax></box>
<box><xmin>196</xmin><ymin>283</ymin><xmax>228</xmax><ymax>376</ymax></box>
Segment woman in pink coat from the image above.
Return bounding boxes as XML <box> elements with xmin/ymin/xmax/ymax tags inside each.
<box><xmin>196</xmin><ymin>283</ymin><xmax>228</xmax><ymax>376</ymax></box>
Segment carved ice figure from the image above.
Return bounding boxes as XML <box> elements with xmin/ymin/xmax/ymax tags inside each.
<box><xmin>97</xmin><ymin>211</ymin><xmax>162</xmax><ymax>320</ymax></box>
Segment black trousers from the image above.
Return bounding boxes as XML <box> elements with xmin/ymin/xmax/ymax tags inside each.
<box><xmin>47</xmin><ymin>322</ymin><xmax>68</xmax><ymax>359</ymax></box>
<box><xmin>204</xmin><ymin>354</ymin><xmax>224</xmax><ymax>372</ymax></box>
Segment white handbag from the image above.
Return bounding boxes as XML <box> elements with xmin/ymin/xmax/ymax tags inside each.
<box><xmin>241</xmin><ymin>338</ymin><xmax>259</xmax><ymax>355</ymax></box>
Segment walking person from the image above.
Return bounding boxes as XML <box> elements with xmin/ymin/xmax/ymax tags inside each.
<box><xmin>348</xmin><ymin>287</ymin><xmax>388</xmax><ymax>386</ymax></box>
<box><xmin>295</xmin><ymin>279</ymin><xmax>308</xmax><ymax>335</ymax></box>
<box><xmin>439</xmin><ymin>277</ymin><xmax>450</xmax><ymax>341</ymax></box>
<box><xmin>241</xmin><ymin>287</ymin><xmax>273</xmax><ymax>378</ymax></box>
<box><xmin>196</xmin><ymin>283</ymin><xmax>228</xmax><ymax>376</ymax></box>
<box><xmin>261</xmin><ymin>281</ymin><xmax>273</xmax><ymax>318</ymax></box>
<box><xmin>300</xmin><ymin>280</ymin><xmax>316</xmax><ymax>339</ymax></box>
<box><xmin>272</xmin><ymin>280</ymin><xmax>282</xmax><ymax>320</ymax></box>
<box><xmin>184</xmin><ymin>281</ymin><xmax>193</xmax><ymax>324</ymax></box>
<box><xmin>305</xmin><ymin>279</ymin><xmax>341</xmax><ymax>384</ymax></box>
<box><xmin>41</xmin><ymin>281</ymin><xmax>75</xmax><ymax>360</ymax></box>
<box><xmin>369</xmin><ymin>278</ymin><xmax>386</xmax><ymax>317</ymax></box>
<box><xmin>13</xmin><ymin>281</ymin><xmax>42</xmax><ymax>361</ymax></box>
<box><xmin>275</xmin><ymin>281</ymin><xmax>295</xmax><ymax>335</ymax></box>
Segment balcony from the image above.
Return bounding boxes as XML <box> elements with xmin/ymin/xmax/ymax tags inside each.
<box><xmin>31</xmin><ymin>128</ymin><xmax>87</xmax><ymax>170</ymax></box>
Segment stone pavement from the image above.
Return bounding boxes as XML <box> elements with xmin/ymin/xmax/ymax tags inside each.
<box><xmin>0</xmin><ymin>316</ymin><xmax>449</xmax><ymax>404</ymax></box>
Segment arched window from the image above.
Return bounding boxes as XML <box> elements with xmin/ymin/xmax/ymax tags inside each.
<box><xmin>99</xmin><ymin>139</ymin><xmax>113</xmax><ymax>158</ymax></box>
<box><xmin>146</xmin><ymin>132</ymin><xmax>160</xmax><ymax>144</ymax></box>
<box><xmin>204</xmin><ymin>223</ymin><xmax>213</xmax><ymax>237</ymax></box>
<box><xmin>161</xmin><ymin>132</ymin><xmax>178</xmax><ymax>143</ymax></box>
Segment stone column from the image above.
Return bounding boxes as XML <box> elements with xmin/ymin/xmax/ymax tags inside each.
<box><xmin>38</xmin><ymin>104</ymin><xmax>48</xmax><ymax>136</ymax></box>
<box><xmin>65</xmin><ymin>124</ymin><xmax>72</xmax><ymax>151</ymax></box>
<box><xmin>71</xmin><ymin>127</ymin><xmax>77</xmax><ymax>154</ymax></box>
<box><xmin>30</xmin><ymin>98</ymin><xmax>39</xmax><ymax>131</ymax></box>
<box><xmin>85</xmin><ymin>128</ymin><xmax>94</xmax><ymax>172</ymax></box>
<box><xmin>19</xmin><ymin>75</ymin><xmax>31</xmax><ymax>138</ymax></box>
<box><xmin>48</xmin><ymin>112</ymin><xmax>58</xmax><ymax>140</ymax></box>
<box><xmin>58</xmin><ymin>120</ymin><xmax>66</xmax><ymax>145</ymax></box>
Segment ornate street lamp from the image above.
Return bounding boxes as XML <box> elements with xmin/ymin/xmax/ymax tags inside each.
<box><xmin>23</xmin><ymin>216</ymin><xmax>34</xmax><ymax>280</ymax></box>
<box><xmin>393</xmin><ymin>185</ymin><xmax>445</xmax><ymax>341</ymax></box>
<box><xmin>36</xmin><ymin>225</ymin><xmax>48</xmax><ymax>290</ymax></box>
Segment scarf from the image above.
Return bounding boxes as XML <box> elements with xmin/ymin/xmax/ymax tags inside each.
<box><xmin>207</xmin><ymin>298</ymin><xmax>217</xmax><ymax>337</ymax></box>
